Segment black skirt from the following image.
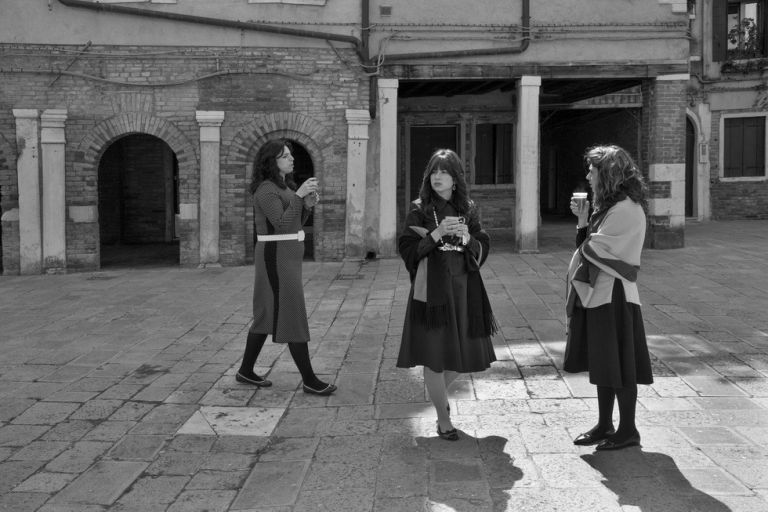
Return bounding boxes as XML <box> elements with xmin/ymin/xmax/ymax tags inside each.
<box><xmin>564</xmin><ymin>278</ymin><xmax>653</xmax><ymax>387</ymax></box>
<box><xmin>397</xmin><ymin>251</ymin><xmax>496</xmax><ymax>373</ymax></box>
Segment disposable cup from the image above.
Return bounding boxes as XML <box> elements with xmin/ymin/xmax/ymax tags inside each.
<box><xmin>572</xmin><ymin>192</ymin><xmax>588</xmax><ymax>209</ymax></box>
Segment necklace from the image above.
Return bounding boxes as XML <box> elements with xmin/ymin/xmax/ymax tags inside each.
<box><xmin>432</xmin><ymin>210</ymin><xmax>442</xmax><ymax>243</ymax></box>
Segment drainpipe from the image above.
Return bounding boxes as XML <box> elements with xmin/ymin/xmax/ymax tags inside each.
<box><xmin>376</xmin><ymin>0</ymin><xmax>530</xmax><ymax>61</ymax></box>
<box><xmin>56</xmin><ymin>0</ymin><xmax>363</xmax><ymax>51</ymax></box>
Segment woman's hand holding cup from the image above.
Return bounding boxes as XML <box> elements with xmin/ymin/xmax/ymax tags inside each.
<box><xmin>296</xmin><ymin>177</ymin><xmax>319</xmax><ymax>198</ymax></box>
<box><xmin>570</xmin><ymin>192</ymin><xmax>590</xmax><ymax>225</ymax></box>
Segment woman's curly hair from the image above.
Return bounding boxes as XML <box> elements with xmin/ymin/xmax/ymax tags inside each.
<box><xmin>249</xmin><ymin>139</ymin><xmax>297</xmax><ymax>194</ymax></box>
<box><xmin>417</xmin><ymin>149</ymin><xmax>473</xmax><ymax>217</ymax></box>
<box><xmin>585</xmin><ymin>145</ymin><xmax>648</xmax><ymax>212</ymax></box>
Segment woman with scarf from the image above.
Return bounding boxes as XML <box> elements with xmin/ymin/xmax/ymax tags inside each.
<box><xmin>397</xmin><ymin>149</ymin><xmax>498</xmax><ymax>441</ymax></box>
<box><xmin>565</xmin><ymin>144</ymin><xmax>653</xmax><ymax>451</ymax></box>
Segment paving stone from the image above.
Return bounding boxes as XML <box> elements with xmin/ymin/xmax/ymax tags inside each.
<box><xmin>45</xmin><ymin>441</ymin><xmax>112</xmax><ymax>473</ymax></box>
<box><xmin>84</xmin><ymin>421</ymin><xmax>136</xmax><ymax>442</ymax></box>
<box><xmin>231</xmin><ymin>460</ymin><xmax>309</xmax><ymax>508</ymax></box>
<box><xmin>13</xmin><ymin>471</ymin><xmax>77</xmax><ymax>493</ymax></box>
<box><xmin>145</xmin><ymin>450</ymin><xmax>208</xmax><ymax>476</ymax></box>
<box><xmin>11</xmin><ymin>402</ymin><xmax>80</xmax><ymax>425</ymax></box>
<box><xmin>293</xmin><ymin>488</ymin><xmax>374</xmax><ymax>512</ymax></box>
<box><xmin>112</xmin><ymin>475</ymin><xmax>188</xmax><ymax>508</ymax></box>
<box><xmin>0</xmin><ymin>460</ymin><xmax>44</xmax><ymax>492</ymax></box>
<box><xmin>211</xmin><ymin>436</ymin><xmax>270</xmax><ymax>454</ymax></box>
<box><xmin>272</xmin><ymin>407</ymin><xmax>336</xmax><ymax>437</ymax></box>
<box><xmin>178</xmin><ymin>406</ymin><xmax>284</xmax><ymax>436</ymax></box>
<box><xmin>40</xmin><ymin>420</ymin><xmax>94</xmax><ymax>442</ymax></box>
<box><xmin>8</xmin><ymin>440</ymin><xmax>69</xmax><ymax>462</ymax></box>
<box><xmin>327</xmin><ymin>373</ymin><xmax>376</xmax><ymax>406</ymax></box>
<box><xmin>186</xmin><ymin>469</ymin><xmax>249</xmax><ymax>490</ymax></box>
<box><xmin>678</xmin><ymin>426</ymin><xmax>751</xmax><ymax>445</ymax></box>
<box><xmin>69</xmin><ymin>399</ymin><xmax>124</xmax><ymax>420</ymax></box>
<box><xmin>51</xmin><ymin>460</ymin><xmax>147</xmax><ymax>505</ymax></box>
<box><xmin>0</xmin><ymin>491</ymin><xmax>50</xmax><ymax>511</ymax></box>
<box><xmin>107</xmin><ymin>435</ymin><xmax>167</xmax><ymax>460</ymax></box>
<box><xmin>165</xmin><ymin>489</ymin><xmax>237</xmax><ymax>512</ymax></box>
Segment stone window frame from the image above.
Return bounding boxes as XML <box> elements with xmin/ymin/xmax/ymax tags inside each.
<box><xmin>719</xmin><ymin>111</ymin><xmax>768</xmax><ymax>181</ymax></box>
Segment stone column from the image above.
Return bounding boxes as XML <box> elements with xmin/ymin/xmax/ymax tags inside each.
<box><xmin>13</xmin><ymin>109</ymin><xmax>42</xmax><ymax>274</ymax></box>
<box><xmin>515</xmin><ymin>76</ymin><xmax>541</xmax><ymax>253</ymax></box>
<box><xmin>377</xmin><ymin>78</ymin><xmax>398</xmax><ymax>258</ymax></box>
<box><xmin>344</xmin><ymin>109</ymin><xmax>371</xmax><ymax>259</ymax></box>
<box><xmin>643</xmin><ymin>74</ymin><xmax>688</xmax><ymax>248</ymax></box>
<box><xmin>41</xmin><ymin>109</ymin><xmax>68</xmax><ymax>273</ymax></box>
<box><xmin>196</xmin><ymin>110</ymin><xmax>225</xmax><ymax>267</ymax></box>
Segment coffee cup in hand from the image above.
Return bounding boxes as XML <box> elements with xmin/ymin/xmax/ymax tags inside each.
<box><xmin>572</xmin><ymin>192</ymin><xmax>588</xmax><ymax>210</ymax></box>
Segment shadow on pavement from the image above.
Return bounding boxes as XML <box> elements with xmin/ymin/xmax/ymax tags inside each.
<box><xmin>582</xmin><ymin>450</ymin><xmax>732</xmax><ymax>512</ymax></box>
<box><xmin>415</xmin><ymin>434</ymin><xmax>523</xmax><ymax>511</ymax></box>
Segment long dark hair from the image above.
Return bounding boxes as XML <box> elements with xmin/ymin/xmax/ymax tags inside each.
<box><xmin>417</xmin><ymin>149</ymin><xmax>472</xmax><ymax>216</ymax></box>
<box><xmin>584</xmin><ymin>145</ymin><xmax>648</xmax><ymax>212</ymax></box>
<box><xmin>249</xmin><ymin>139</ymin><xmax>297</xmax><ymax>194</ymax></box>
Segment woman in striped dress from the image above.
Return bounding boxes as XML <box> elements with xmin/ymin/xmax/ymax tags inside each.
<box><xmin>236</xmin><ymin>139</ymin><xmax>337</xmax><ymax>396</ymax></box>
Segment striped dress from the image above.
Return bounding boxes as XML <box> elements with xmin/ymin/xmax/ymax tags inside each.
<box><xmin>250</xmin><ymin>180</ymin><xmax>311</xmax><ymax>343</ymax></box>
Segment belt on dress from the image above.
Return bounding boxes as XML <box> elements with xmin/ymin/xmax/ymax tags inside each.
<box><xmin>258</xmin><ymin>230</ymin><xmax>305</xmax><ymax>242</ymax></box>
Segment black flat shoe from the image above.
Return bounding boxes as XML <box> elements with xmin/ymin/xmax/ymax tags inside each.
<box><xmin>437</xmin><ymin>425</ymin><xmax>459</xmax><ymax>441</ymax></box>
<box><xmin>595</xmin><ymin>434</ymin><xmax>641</xmax><ymax>451</ymax></box>
<box><xmin>302</xmin><ymin>383</ymin><xmax>337</xmax><ymax>396</ymax></box>
<box><xmin>573</xmin><ymin>428</ymin><xmax>616</xmax><ymax>446</ymax></box>
<box><xmin>235</xmin><ymin>371</ymin><xmax>272</xmax><ymax>387</ymax></box>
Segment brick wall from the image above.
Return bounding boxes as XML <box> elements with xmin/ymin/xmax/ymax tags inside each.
<box><xmin>0</xmin><ymin>43</ymin><xmax>367</xmax><ymax>271</ymax></box>
<box><xmin>642</xmin><ymin>78</ymin><xmax>686</xmax><ymax>249</ymax></box>
<box><xmin>471</xmin><ymin>185</ymin><xmax>515</xmax><ymax>229</ymax></box>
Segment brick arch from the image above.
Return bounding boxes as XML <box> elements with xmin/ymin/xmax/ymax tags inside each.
<box><xmin>75</xmin><ymin>112</ymin><xmax>198</xmax><ymax>174</ymax></box>
<box><xmin>223</xmin><ymin>112</ymin><xmax>337</xmax><ymax>263</ymax></box>
<box><xmin>72</xmin><ymin>113</ymin><xmax>199</xmax><ymax>268</ymax></box>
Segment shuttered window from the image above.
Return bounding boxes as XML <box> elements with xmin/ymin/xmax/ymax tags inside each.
<box><xmin>724</xmin><ymin>116</ymin><xmax>766</xmax><ymax>177</ymax></box>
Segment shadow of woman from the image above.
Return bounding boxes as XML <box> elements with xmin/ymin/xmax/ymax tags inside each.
<box><xmin>581</xmin><ymin>450</ymin><xmax>732</xmax><ymax>512</ymax></box>
<box><xmin>414</xmin><ymin>433</ymin><xmax>523</xmax><ymax>512</ymax></box>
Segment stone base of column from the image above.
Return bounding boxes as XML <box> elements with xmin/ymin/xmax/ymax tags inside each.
<box><xmin>647</xmin><ymin>223</ymin><xmax>684</xmax><ymax>249</ymax></box>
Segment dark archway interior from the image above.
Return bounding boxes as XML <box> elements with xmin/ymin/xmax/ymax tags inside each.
<box><xmin>98</xmin><ymin>134</ymin><xmax>179</xmax><ymax>268</ymax></box>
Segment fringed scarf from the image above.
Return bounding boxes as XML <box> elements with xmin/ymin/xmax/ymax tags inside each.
<box><xmin>403</xmin><ymin>212</ymin><xmax>498</xmax><ymax>338</ymax></box>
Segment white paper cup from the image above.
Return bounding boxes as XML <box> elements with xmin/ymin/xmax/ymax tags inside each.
<box><xmin>572</xmin><ymin>192</ymin><xmax>588</xmax><ymax>209</ymax></box>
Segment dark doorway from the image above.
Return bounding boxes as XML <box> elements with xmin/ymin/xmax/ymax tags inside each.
<box><xmin>288</xmin><ymin>140</ymin><xmax>315</xmax><ymax>260</ymax></box>
<box><xmin>541</xmin><ymin>108</ymin><xmax>640</xmax><ymax>218</ymax></box>
<box><xmin>685</xmin><ymin>118</ymin><xmax>695</xmax><ymax>217</ymax></box>
<box><xmin>98</xmin><ymin>134</ymin><xmax>179</xmax><ymax>268</ymax></box>
<box><xmin>409</xmin><ymin>125</ymin><xmax>459</xmax><ymax>205</ymax></box>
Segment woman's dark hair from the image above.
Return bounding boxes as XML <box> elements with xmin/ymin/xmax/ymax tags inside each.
<box><xmin>249</xmin><ymin>139</ymin><xmax>297</xmax><ymax>194</ymax></box>
<box><xmin>417</xmin><ymin>149</ymin><xmax>472</xmax><ymax>216</ymax></box>
<box><xmin>584</xmin><ymin>145</ymin><xmax>648</xmax><ymax>212</ymax></box>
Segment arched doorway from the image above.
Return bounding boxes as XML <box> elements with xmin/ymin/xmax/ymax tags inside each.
<box><xmin>288</xmin><ymin>140</ymin><xmax>315</xmax><ymax>260</ymax></box>
<box><xmin>98</xmin><ymin>134</ymin><xmax>179</xmax><ymax>267</ymax></box>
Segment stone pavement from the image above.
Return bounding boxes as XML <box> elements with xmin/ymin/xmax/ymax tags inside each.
<box><xmin>1</xmin><ymin>219</ymin><xmax>768</xmax><ymax>512</ymax></box>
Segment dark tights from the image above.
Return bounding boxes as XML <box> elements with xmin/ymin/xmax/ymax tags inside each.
<box><xmin>239</xmin><ymin>332</ymin><xmax>327</xmax><ymax>389</ymax></box>
<box><xmin>596</xmin><ymin>384</ymin><xmax>639</xmax><ymax>441</ymax></box>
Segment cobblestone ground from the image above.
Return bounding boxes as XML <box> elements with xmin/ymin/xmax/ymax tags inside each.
<box><xmin>1</xmin><ymin>220</ymin><xmax>767</xmax><ymax>512</ymax></box>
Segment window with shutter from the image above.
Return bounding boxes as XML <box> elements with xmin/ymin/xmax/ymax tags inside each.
<box><xmin>723</xmin><ymin>115</ymin><xmax>766</xmax><ymax>178</ymax></box>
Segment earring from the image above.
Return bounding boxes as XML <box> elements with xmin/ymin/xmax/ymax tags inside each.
<box><xmin>452</xmin><ymin>184</ymin><xmax>456</xmax><ymax>190</ymax></box>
